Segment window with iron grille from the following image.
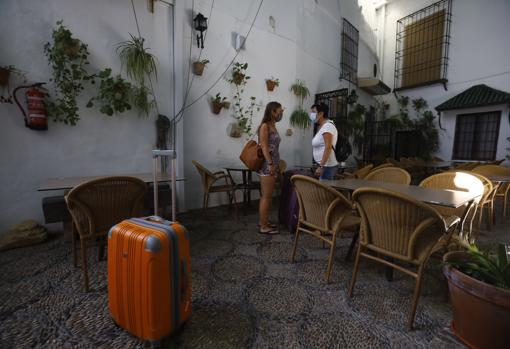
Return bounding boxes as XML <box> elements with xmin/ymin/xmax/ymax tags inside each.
<box><xmin>452</xmin><ymin>111</ymin><xmax>501</xmax><ymax>160</ymax></box>
<box><xmin>394</xmin><ymin>0</ymin><xmax>452</xmax><ymax>91</ymax></box>
<box><xmin>341</xmin><ymin>19</ymin><xmax>359</xmax><ymax>84</ymax></box>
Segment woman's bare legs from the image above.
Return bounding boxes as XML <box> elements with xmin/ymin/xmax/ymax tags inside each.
<box><xmin>259</xmin><ymin>175</ymin><xmax>276</xmax><ymax>231</ymax></box>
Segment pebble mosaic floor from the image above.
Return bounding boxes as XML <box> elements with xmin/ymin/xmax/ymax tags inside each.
<box><xmin>0</xmin><ymin>204</ymin><xmax>474</xmax><ymax>348</ymax></box>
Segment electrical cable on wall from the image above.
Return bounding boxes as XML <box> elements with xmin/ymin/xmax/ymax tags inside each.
<box><xmin>173</xmin><ymin>0</ymin><xmax>264</xmax><ymax>124</ymax></box>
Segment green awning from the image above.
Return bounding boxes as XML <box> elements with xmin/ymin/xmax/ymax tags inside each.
<box><xmin>435</xmin><ymin>84</ymin><xmax>510</xmax><ymax>112</ymax></box>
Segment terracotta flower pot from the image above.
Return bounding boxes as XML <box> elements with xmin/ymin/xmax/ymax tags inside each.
<box><xmin>0</xmin><ymin>67</ymin><xmax>10</xmax><ymax>86</ymax></box>
<box><xmin>443</xmin><ymin>251</ymin><xmax>510</xmax><ymax>349</ymax></box>
<box><xmin>266</xmin><ymin>80</ymin><xmax>277</xmax><ymax>91</ymax></box>
<box><xmin>193</xmin><ymin>62</ymin><xmax>205</xmax><ymax>76</ymax></box>
<box><xmin>212</xmin><ymin>102</ymin><xmax>223</xmax><ymax>114</ymax></box>
<box><xmin>233</xmin><ymin>72</ymin><xmax>245</xmax><ymax>85</ymax></box>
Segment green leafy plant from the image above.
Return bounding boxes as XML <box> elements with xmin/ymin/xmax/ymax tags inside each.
<box><xmin>87</xmin><ymin>68</ymin><xmax>154</xmax><ymax>117</ymax></box>
<box><xmin>44</xmin><ymin>20</ymin><xmax>91</xmax><ymax>125</ymax></box>
<box><xmin>198</xmin><ymin>59</ymin><xmax>209</xmax><ymax>65</ymax></box>
<box><xmin>290</xmin><ymin>80</ymin><xmax>310</xmax><ymax>129</ymax></box>
<box><xmin>228</xmin><ymin>62</ymin><xmax>259</xmax><ymax>136</ymax></box>
<box><xmin>117</xmin><ymin>34</ymin><xmax>157</xmax><ymax>84</ymax></box>
<box><xmin>230</xmin><ymin>62</ymin><xmax>250</xmax><ymax>86</ymax></box>
<box><xmin>116</xmin><ymin>34</ymin><xmax>157</xmax><ymax>116</ymax></box>
<box><xmin>446</xmin><ymin>242</ymin><xmax>510</xmax><ymax>290</ymax></box>
<box><xmin>211</xmin><ymin>92</ymin><xmax>227</xmax><ymax>105</ymax></box>
<box><xmin>346</xmin><ymin>103</ymin><xmax>366</xmax><ymax>152</ymax></box>
<box><xmin>210</xmin><ymin>92</ymin><xmax>230</xmax><ymax>114</ymax></box>
<box><xmin>380</xmin><ymin>96</ymin><xmax>440</xmax><ymax>161</ymax></box>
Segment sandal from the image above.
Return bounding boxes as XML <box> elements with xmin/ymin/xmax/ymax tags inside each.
<box><xmin>257</xmin><ymin>222</ymin><xmax>278</xmax><ymax>228</ymax></box>
<box><xmin>259</xmin><ymin>227</ymin><xmax>280</xmax><ymax>235</ymax></box>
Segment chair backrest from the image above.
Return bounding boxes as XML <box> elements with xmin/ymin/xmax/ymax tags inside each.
<box><xmin>354</xmin><ymin>164</ymin><xmax>374</xmax><ymax>179</ymax></box>
<box><xmin>370</xmin><ymin>162</ymin><xmax>393</xmax><ymax>172</ymax></box>
<box><xmin>353</xmin><ymin>188</ymin><xmax>447</xmax><ymax>262</ymax></box>
<box><xmin>66</xmin><ymin>176</ymin><xmax>147</xmax><ymax>238</ymax></box>
<box><xmin>291</xmin><ymin>175</ymin><xmax>353</xmax><ymax>232</ymax></box>
<box><xmin>459</xmin><ymin>171</ymin><xmax>494</xmax><ymax>203</ymax></box>
<box><xmin>420</xmin><ymin>172</ymin><xmax>484</xmax><ymax>197</ymax></box>
<box><xmin>365</xmin><ymin>167</ymin><xmax>411</xmax><ymax>185</ymax></box>
<box><xmin>279</xmin><ymin>159</ymin><xmax>287</xmax><ymax>177</ymax></box>
<box><xmin>192</xmin><ymin>160</ymin><xmax>216</xmax><ymax>189</ymax></box>
<box><xmin>473</xmin><ymin>164</ymin><xmax>510</xmax><ymax>176</ymax></box>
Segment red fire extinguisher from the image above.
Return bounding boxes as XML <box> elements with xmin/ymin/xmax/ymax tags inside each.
<box><xmin>13</xmin><ymin>83</ymin><xmax>49</xmax><ymax>130</ymax></box>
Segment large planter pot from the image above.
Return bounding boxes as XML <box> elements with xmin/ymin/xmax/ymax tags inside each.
<box><xmin>193</xmin><ymin>62</ymin><xmax>205</xmax><ymax>76</ymax></box>
<box><xmin>0</xmin><ymin>67</ymin><xmax>10</xmax><ymax>86</ymax></box>
<box><xmin>443</xmin><ymin>251</ymin><xmax>510</xmax><ymax>349</ymax></box>
<box><xmin>211</xmin><ymin>102</ymin><xmax>223</xmax><ymax>114</ymax></box>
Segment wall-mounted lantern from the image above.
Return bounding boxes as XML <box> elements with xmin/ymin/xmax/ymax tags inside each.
<box><xmin>193</xmin><ymin>13</ymin><xmax>208</xmax><ymax>48</ymax></box>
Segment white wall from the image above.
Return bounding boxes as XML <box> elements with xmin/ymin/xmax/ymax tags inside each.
<box><xmin>375</xmin><ymin>0</ymin><xmax>510</xmax><ymax>162</ymax></box>
<box><xmin>0</xmin><ymin>0</ymin><xmax>379</xmax><ymax>232</ymax></box>
<box><xmin>180</xmin><ymin>0</ymin><xmax>379</xmax><ymax>210</ymax></box>
<box><xmin>0</xmin><ymin>0</ymin><xmax>177</xmax><ymax>232</ymax></box>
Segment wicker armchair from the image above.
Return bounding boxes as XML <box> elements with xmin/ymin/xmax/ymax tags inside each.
<box><xmin>65</xmin><ymin>176</ymin><xmax>147</xmax><ymax>291</ymax></box>
<box><xmin>192</xmin><ymin>160</ymin><xmax>239</xmax><ymax>214</ymax></box>
<box><xmin>365</xmin><ymin>167</ymin><xmax>411</xmax><ymax>185</ymax></box>
<box><xmin>340</xmin><ymin>164</ymin><xmax>374</xmax><ymax>179</ymax></box>
<box><xmin>349</xmin><ymin>188</ymin><xmax>460</xmax><ymax>329</ymax></box>
<box><xmin>290</xmin><ymin>175</ymin><xmax>360</xmax><ymax>283</ymax></box>
<box><xmin>370</xmin><ymin>162</ymin><xmax>393</xmax><ymax>172</ymax></box>
<box><xmin>419</xmin><ymin>172</ymin><xmax>483</xmax><ymax>239</ymax></box>
<box><xmin>473</xmin><ymin>165</ymin><xmax>510</xmax><ymax>218</ymax></box>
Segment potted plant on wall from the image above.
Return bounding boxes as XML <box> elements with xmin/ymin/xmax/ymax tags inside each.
<box><xmin>210</xmin><ymin>93</ymin><xmax>229</xmax><ymax>114</ymax></box>
<box><xmin>232</xmin><ymin>62</ymin><xmax>250</xmax><ymax>85</ymax></box>
<box><xmin>44</xmin><ymin>20</ymin><xmax>91</xmax><ymax>125</ymax></box>
<box><xmin>443</xmin><ymin>242</ymin><xmax>510</xmax><ymax>349</ymax></box>
<box><xmin>193</xmin><ymin>59</ymin><xmax>209</xmax><ymax>76</ymax></box>
<box><xmin>290</xmin><ymin>80</ymin><xmax>310</xmax><ymax>129</ymax></box>
<box><xmin>265</xmin><ymin>76</ymin><xmax>279</xmax><ymax>91</ymax></box>
<box><xmin>116</xmin><ymin>34</ymin><xmax>157</xmax><ymax>117</ymax></box>
<box><xmin>0</xmin><ymin>65</ymin><xmax>27</xmax><ymax>103</ymax></box>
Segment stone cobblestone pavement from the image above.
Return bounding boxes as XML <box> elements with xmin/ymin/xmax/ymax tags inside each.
<box><xmin>0</xmin><ymin>203</ymin><xmax>488</xmax><ymax>348</ymax></box>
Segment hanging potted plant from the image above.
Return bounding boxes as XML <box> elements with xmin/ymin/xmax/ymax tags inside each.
<box><xmin>116</xmin><ymin>34</ymin><xmax>157</xmax><ymax>117</ymax></box>
<box><xmin>290</xmin><ymin>80</ymin><xmax>311</xmax><ymax>129</ymax></box>
<box><xmin>443</xmin><ymin>242</ymin><xmax>510</xmax><ymax>349</ymax></box>
<box><xmin>232</xmin><ymin>62</ymin><xmax>249</xmax><ymax>85</ymax></box>
<box><xmin>86</xmin><ymin>68</ymin><xmax>132</xmax><ymax>116</ymax></box>
<box><xmin>265</xmin><ymin>76</ymin><xmax>280</xmax><ymax>92</ymax></box>
<box><xmin>44</xmin><ymin>20</ymin><xmax>91</xmax><ymax>125</ymax></box>
<box><xmin>0</xmin><ymin>65</ymin><xmax>27</xmax><ymax>103</ymax></box>
<box><xmin>210</xmin><ymin>93</ymin><xmax>229</xmax><ymax>114</ymax></box>
<box><xmin>192</xmin><ymin>59</ymin><xmax>209</xmax><ymax>76</ymax></box>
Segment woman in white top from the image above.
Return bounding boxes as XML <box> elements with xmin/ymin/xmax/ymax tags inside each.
<box><xmin>310</xmin><ymin>103</ymin><xmax>338</xmax><ymax>180</ymax></box>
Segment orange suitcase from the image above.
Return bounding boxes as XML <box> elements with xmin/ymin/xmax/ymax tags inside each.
<box><xmin>108</xmin><ymin>149</ymin><xmax>190</xmax><ymax>346</ymax></box>
<box><xmin>108</xmin><ymin>217</ymin><xmax>191</xmax><ymax>346</ymax></box>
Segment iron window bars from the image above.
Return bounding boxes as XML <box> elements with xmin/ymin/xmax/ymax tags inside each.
<box><xmin>341</xmin><ymin>19</ymin><xmax>359</xmax><ymax>84</ymax></box>
<box><xmin>394</xmin><ymin>0</ymin><xmax>452</xmax><ymax>91</ymax></box>
<box><xmin>452</xmin><ymin>111</ymin><xmax>501</xmax><ymax>161</ymax></box>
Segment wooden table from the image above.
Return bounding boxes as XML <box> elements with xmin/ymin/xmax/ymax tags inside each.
<box><xmin>321</xmin><ymin>178</ymin><xmax>478</xmax><ymax>208</ymax></box>
<box><xmin>38</xmin><ymin>173</ymin><xmax>185</xmax><ymax>191</ymax></box>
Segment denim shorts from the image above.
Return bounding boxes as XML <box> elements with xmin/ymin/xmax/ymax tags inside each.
<box><xmin>320</xmin><ymin>165</ymin><xmax>338</xmax><ymax>180</ymax></box>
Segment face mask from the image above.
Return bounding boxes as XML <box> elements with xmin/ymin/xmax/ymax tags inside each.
<box><xmin>309</xmin><ymin>112</ymin><xmax>317</xmax><ymax>123</ymax></box>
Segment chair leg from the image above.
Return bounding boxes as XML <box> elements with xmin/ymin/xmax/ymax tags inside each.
<box><xmin>326</xmin><ymin>233</ymin><xmax>337</xmax><ymax>283</ymax></box>
<box><xmin>72</xmin><ymin>223</ymin><xmax>78</xmax><ymax>267</ymax></box>
<box><xmin>290</xmin><ymin>223</ymin><xmax>301</xmax><ymax>263</ymax></box>
<box><xmin>477</xmin><ymin>205</ymin><xmax>483</xmax><ymax>232</ymax></box>
<box><xmin>503</xmin><ymin>194</ymin><xmax>508</xmax><ymax>218</ymax></box>
<box><xmin>204</xmin><ymin>192</ymin><xmax>210</xmax><ymax>210</ymax></box>
<box><xmin>231</xmin><ymin>189</ymin><xmax>239</xmax><ymax>219</ymax></box>
<box><xmin>407</xmin><ymin>264</ymin><xmax>425</xmax><ymax>330</ymax></box>
<box><xmin>348</xmin><ymin>245</ymin><xmax>362</xmax><ymax>297</ymax></box>
<box><xmin>81</xmin><ymin>239</ymin><xmax>90</xmax><ymax>292</ymax></box>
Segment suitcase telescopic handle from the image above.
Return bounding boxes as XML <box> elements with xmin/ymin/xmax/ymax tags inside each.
<box><xmin>152</xmin><ymin>149</ymin><xmax>177</xmax><ymax>221</ymax></box>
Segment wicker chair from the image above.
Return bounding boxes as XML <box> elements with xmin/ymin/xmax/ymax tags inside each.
<box><xmin>65</xmin><ymin>176</ymin><xmax>147</xmax><ymax>291</ymax></box>
<box><xmin>465</xmin><ymin>171</ymin><xmax>496</xmax><ymax>233</ymax></box>
<box><xmin>365</xmin><ymin>167</ymin><xmax>411</xmax><ymax>185</ymax></box>
<box><xmin>349</xmin><ymin>188</ymin><xmax>460</xmax><ymax>330</ymax></box>
<box><xmin>290</xmin><ymin>175</ymin><xmax>360</xmax><ymax>283</ymax></box>
<box><xmin>419</xmin><ymin>172</ymin><xmax>484</xmax><ymax>239</ymax></box>
<box><xmin>341</xmin><ymin>164</ymin><xmax>374</xmax><ymax>179</ymax></box>
<box><xmin>370</xmin><ymin>162</ymin><xmax>393</xmax><ymax>172</ymax></box>
<box><xmin>473</xmin><ymin>165</ymin><xmax>510</xmax><ymax>218</ymax></box>
<box><xmin>192</xmin><ymin>160</ymin><xmax>239</xmax><ymax>214</ymax></box>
